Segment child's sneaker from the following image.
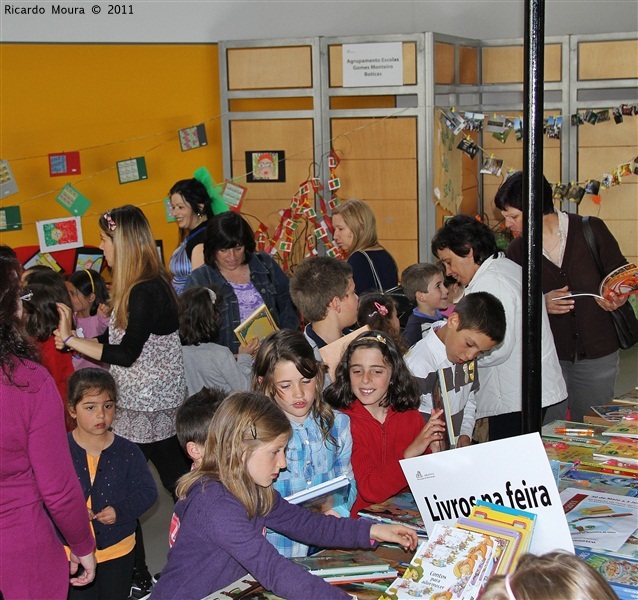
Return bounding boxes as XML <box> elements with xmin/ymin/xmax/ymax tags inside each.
<box><xmin>129</xmin><ymin>567</ymin><xmax>153</xmax><ymax>600</ymax></box>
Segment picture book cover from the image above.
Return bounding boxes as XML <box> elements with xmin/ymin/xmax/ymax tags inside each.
<box><xmin>291</xmin><ymin>551</ymin><xmax>392</xmax><ymax>577</ymax></box>
<box><xmin>455</xmin><ymin>517</ymin><xmax>518</xmax><ymax>574</ymax></box>
<box><xmin>358</xmin><ymin>492</ymin><xmax>427</xmax><ymax>536</ymax></box>
<box><xmin>561</xmin><ymin>469</ymin><xmax>638</xmax><ymax>497</ymax></box>
<box><xmin>470</xmin><ymin>501</ymin><xmax>536</xmax><ymax>557</ymax></box>
<box><xmin>593</xmin><ymin>437</ymin><xmax>638</xmax><ymax>466</ymax></box>
<box><xmin>591</xmin><ymin>405</ymin><xmax>637</xmax><ymax>423</ymax></box>
<box><xmin>380</xmin><ymin>525</ymin><xmax>494</xmax><ymax>600</ymax></box>
<box><xmin>575</xmin><ymin>548</ymin><xmax>638</xmax><ymax>596</ymax></box>
<box><xmin>555</xmin><ymin>263</ymin><xmax>638</xmax><ymax>300</ymax></box>
<box><xmin>233</xmin><ymin>303</ymin><xmax>278</xmax><ymax>346</ymax></box>
<box><xmin>603</xmin><ymin>416</ymin><xmax>638</xmax><ymax>440</ymax></box>
<box><xmin>543</xmin><ymin>440</ymin><xmax>598</xmax><ymax>463</ymax></box>
<box><xmin>561</xmin><ymin>488</ymin><xmax>638</xmax><ymax>552</ymax></box>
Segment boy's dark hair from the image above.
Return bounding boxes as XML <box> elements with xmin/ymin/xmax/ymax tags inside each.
<box><xmin>0</xmin><ymin>245</ymin><xmax>17</xmax><ymax>260</ymax></box>
<box><xmin>493</xmin><ymin>170</ymin><xmax>554</xmax><ymax>215</ymax></box>
<box><xmin>176</xmin><ymin>386</ymin><xmax>227</xmax><ymax>450</ymax></box>
<box><xmin>67</xmin><ymin>368</ymin><xmax>117</xmax><ymax>409</ymax></box>
<box><xmin>431</xmin><ymin>214</ymin><xmax>498</xmax><ymax>266</ymax></box>
<box><xmin>401</xmin><ymin>263</ymin><xmax>446</xmax><ymax>303</ymax></box>
<box><xmin>68</xmin><ymin>269</ymin><xmax>109</xmax><ymax>316</ymax></box>
<box><xmin>454</xmin><ymin>292</ymin><xmax>506</xmax><ymax>344</ymax></box>
<box><xmin>290</xmin><ymin>257</ymin><xmax>353</xmax><ymax>322</ymax></box>
<box><xmin>324</xmin><ymin>330</ymin><xmax>420</xmax><ymax>412</ymax></box>
<box><xmin>203</xmin><ymin>212</ymin><xmax>256</xmax><ymax>266</ymax></box>
<box><xmin>178</xmin><ymin>285</ymin><xmax>222</xmax><ymax>346</ymax></box>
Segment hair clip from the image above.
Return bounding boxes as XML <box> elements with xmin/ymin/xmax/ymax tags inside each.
<box><xmin>504</xmin><ymin>574</ymin><xmax>517</xmax><ymax>600</ymax></box>
<box><xmin>20</xmin><ymin>289</ymin><xmax>33</xmax><ymax>302</ymax></box>
<box><xmin>375</xmin><ymin>333</ymin><xmax>387</xmax><ymax>345</ymax></box>
<box><xmin>374</xmin><ymin>302</ymin><xmax>388</xmax><ymax>316</ymax></box>
<box><xmin>249</xmin><ymin>424</ymin><xmax>257</xmax><ymax>440</ymax></box>
<box><xmin>103</xmin><ymin>212</ymin><xmax>117</xmax><ymax>231</ymax></box>
<box><xmin>205</xmin><ymin>288</ymin><xmax>217</xmax><ymax>304</ymax></box>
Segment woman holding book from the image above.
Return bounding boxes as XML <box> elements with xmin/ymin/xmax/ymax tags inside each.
<box><xmin>495</xmin><ymin>171</ymin><xmax>632</xmax><ymax>422</ymax></box>
<box><xmin>184</xmin><ymin>211</ymin><xmax>299</xmax><ymax>355</ymax></box>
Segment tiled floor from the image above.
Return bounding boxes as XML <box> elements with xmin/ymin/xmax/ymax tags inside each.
<box><xmin>142</xmin><ymin>345</ymin><xmax>638</xmax><ymax>577</ymax></box>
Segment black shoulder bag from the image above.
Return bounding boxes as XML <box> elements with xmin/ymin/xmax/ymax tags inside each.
<box><xmin>582</xmin><ymin>216</ymin><xmax>638</xmax><ymax>349</ymax></box>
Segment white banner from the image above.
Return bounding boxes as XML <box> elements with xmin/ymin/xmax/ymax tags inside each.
<box><xmin>342</xmin><ymin>42</ymin><xmax>403</xmax><ymax>87</ymax></box>
<box><xmin>400</xmin><ymin>433</ymin><xmax>574</xmax><ymax>554</ymax></box>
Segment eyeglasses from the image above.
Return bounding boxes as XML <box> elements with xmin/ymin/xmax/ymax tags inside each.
<box><xmin>20</xmin><ymin>289</ymin><xmax>33</xmax><ymax>302</ymax></box>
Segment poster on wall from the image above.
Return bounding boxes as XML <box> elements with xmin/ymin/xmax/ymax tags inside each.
<box><xmin>36</xmin><ymin>216</ymin><xmax>83</xmax><ymax>253</ymax></box>
<box><xmin>245</xmin><ymin>151</ymin><xmax>286</xmax><ymax>183</ymax></box>
<box><xmin>342</xmin><ymin>42</ymin><xmax>403</xmax><ymax>88</ymax></box>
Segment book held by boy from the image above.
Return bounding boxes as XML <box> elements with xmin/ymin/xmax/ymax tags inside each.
<box><xmin>233</xmin><ymin>303</ymin><xmax>278</xmax><ymax>346</ymax></box>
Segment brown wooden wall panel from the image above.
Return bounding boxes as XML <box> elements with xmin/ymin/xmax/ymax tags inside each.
<box><xmin>579</xmin><ymin>40</ymin><xmax>638</xmax><ymax>80</ymax></box>
<box><xmin>229</xmin><ymin>98</ymin><xmax>314</xmax><ymax>112</ymax></box>
<box><xmin>482</xmin><ymin>44</ymin><xmax>562</xmax><ymax>83</ymax></box>
<box><xmin>227</xmin><ymin>46</ymin><xmax>313</xmax><ymax>90</ymax></box>
<box><xmin>578</xmin><ymin>114</ymin><xmax>638</xmax><ymax>147</ymax></box>
<box><xmin>330</xmin><ymin>96</ymin><xmax>396</xmax><ymax>109</ymax></box>
<box><xmin>336</xmin><ymin>159</ymin><xmax>417</xmax><ymax>200</ymax></box>
<box><xmin>460</xmin><ymin>46</ymin><xmax>479</xmax><ymax>85</ymax></box>
<box><xmin>365</xmin><ymin>199</ymin><xmax>418</xmax><ymax>239</ymax></box>
<box><xmin>328</xmin><ymin>42</ymin><xmax>417</xmax><ymax>87</ymax></box>
<box><xmin>384</xmin><ymin>240</ymin><xmax>419</xmax><ymax>278</ymax></box>
<box><xmin>435</xmin><ymin>42</ymin><xmax>455</xmax><ymax>85</ymax></box>
<box><xmin>331</xmin><ymin>117</ymin><xmax>417</xmax><ymax>159</ymax></box>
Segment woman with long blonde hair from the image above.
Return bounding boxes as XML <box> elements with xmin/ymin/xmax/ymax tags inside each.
<box><xmin>56</xmin><ymin>204</ymin><xmax>189</xmax><ymax>594</ymax></box>
<box><xmin>332</xmin><ymin>198</ymin><xmax>399</xmax><ymax>295</ymax></box>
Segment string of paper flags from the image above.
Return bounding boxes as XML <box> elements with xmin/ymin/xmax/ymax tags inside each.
<box><xmin>439</xmin><ymin>106</ymin><xmax>638</xmax><ymax>205</ymax></box>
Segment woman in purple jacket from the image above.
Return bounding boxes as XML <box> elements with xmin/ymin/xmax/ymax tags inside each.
<box><xmin>0</xmin><ymin>256</ymin><xmax>96</xmax><ymax>599</ymax></box>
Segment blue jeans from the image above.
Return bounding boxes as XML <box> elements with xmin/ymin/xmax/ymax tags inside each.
<box><xmin>544</xmin><ymin>351</ymin><xmax>619</xmax><ymax>423</ymax></box>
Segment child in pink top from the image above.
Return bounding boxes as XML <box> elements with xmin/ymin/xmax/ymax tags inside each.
<box><xmin>66</xmin><ymin>269</ymin><xmax>111</xmax><ymax>371</ymax></box>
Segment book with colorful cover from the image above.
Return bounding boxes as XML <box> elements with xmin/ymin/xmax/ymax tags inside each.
<box><xmin>603</xmin><ymin>416</ymin><xmax>638</xmax><ymax>440</ymax></box>
<box><xmin>561</xmin><ymin>469</ymin><xmax>638</xmax><ymax>497</ymax></box>
<box><xmin>561</xmin><ymin>488</ymin><xmax>638</xmax><ymax>553</ymax></box>
<box><xmin>593</xmin><ymin>437</ymin><xmax>638</xmax><ymax>466</ymax></box>
<box><xmin>555</xmin><ymin>262</ymin><xmax>638</xmax><ymax>300</ymax></box>
<box><xmin>575</xmin><ymin>549</ymin><xmax>638</xmax><ymax>599</ymax></box>
<box><xmin>357</xmin><ymin>492</ymin><xmax>427</xmax><ymax>536</ymax></box>
<box><xmin>577</xmin><ymin>458</ymin><xmax>638</xmax><ymax>479</ymax></box>
<box><xmin>542</xmin><ymin>419</ymin><xmax>608</xmax><ymax>445</ymax></box>
<box><xmin>233</xmin><ymin>303</ymin><xmax>278</xmax><ymax>346</ymax></box>
<box><xmin>380</xmin><ymin>525</ymin><xmax>495</xmax><ymax>600</ymax></box>
<box><xmin>591</xmin><ymin>404</ymin><xmax>637</xmax><ymax>423</ymax></box>
<box><xmin>454</xmin><ymin>517</ymin><xmax>519</xmax><ymax>574</ymax></box>
<box><xmin>542</xmin><ymin>440</ymin><xmax>597</xmax><ymax>463</ymax></box>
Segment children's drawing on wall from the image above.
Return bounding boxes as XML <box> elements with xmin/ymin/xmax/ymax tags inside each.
<box><xmin>36</xmin><ymin>216</ymin><xmax>83</xmax><ymax>253</ymax></box>
<box><xmin>246</xmin><ymin>150</ymin><xmax>286</xmax><ymax>182</ymax></box>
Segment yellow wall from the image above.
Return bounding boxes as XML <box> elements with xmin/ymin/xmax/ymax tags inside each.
<box><xmin>0</xmin><ymin>43</ymin><xmax>222</xmax><ymax>260</ymax></box>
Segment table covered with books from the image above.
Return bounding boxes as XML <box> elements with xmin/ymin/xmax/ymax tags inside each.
<box><xmin>206</xmin><ymin>392</ymin><xmax>638</xmax><ymax>600</ymax></box>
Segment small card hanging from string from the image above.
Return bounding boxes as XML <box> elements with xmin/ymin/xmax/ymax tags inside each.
<box><xmin>457</xmin><ymin>137</ymin><xmax>479</xmax><ymax>159</ymax></box>
<box><xmin>613</xmin><ymin>107</ymin><xmax>624</xmax><ymax>124</ymax></box>
<box><xmin>179</xmin><ymin>124</ymin><xmax>208</xmax><ymax>151</ymax></box>
<box><xmin>567</xmin><ymin>182</ymin><xmax>585</xmax><ymax>205</ymax></box>
<box><xmin>440</xmin><ymin>108</ymin><xmax>466</xmax><ymax>136</ymax></box>
<box><xmin>553</xmin><ymin>182</ymin><xmax>569</xmax><ymax>201</ymax></box>
<box><xmin>584</xmin><ymin>180</ymin><xmax>601</xmax><ymax>196</ymax></box>
<box><xmin>463</xmin><ymin>112</ymin><xmax>484</xmax><ymax>132</ymax></box>
<box><xmin>56</xmin><ymin>184</ymin><xmax>91</xmax><ymax>216</ymax></box>
<box><xmin>49</xmin><ymin>152</ymin><xmax>81</xmax><ymax>177</ymax></box>
<box><xmin>513</xmin><ymin>117</ymin><xmax>524</xmax><ymax>141</ymax></box>
<box><xmin>116</xmin><ymin>157</ymin><xmax>148</xmax><ymax>184</ymax></box>
<box><xmin>221</xmin><ymin>181</ymin><xmax>247</xmax><ymax>212</ymax></box>
<box><xmin>0</xmin><ymin>160</ymin><xmax>18</xmax><ymax>198</ymax></box>
<box><xmin>480</xmin><ymin>155</ymin><xmax>503</xmax><ymax>177</ymax></box>
<box><xmin>571</xmin><ymin>113</ymin><xmax>585</xmax><ymax>127</ymax></box>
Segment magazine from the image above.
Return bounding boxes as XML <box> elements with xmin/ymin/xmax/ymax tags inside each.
<box><xmin>591</xmin><ymin>405</ymin><xmax>637</xmax><ymax>423</ymax></box>
<box><xmin>575</xmin><ymin>549</ymin><xmax>638</xmax><ymax>600</ymax></box>
<box><xmin>603</xmin><ymin>416</ymin><xmax>638</xmax><ymax>440</ymax></box>
<box><xmin>554</xmin><ymin>262</ymin><xmax>638</xmax><ymax>300</ymax></box>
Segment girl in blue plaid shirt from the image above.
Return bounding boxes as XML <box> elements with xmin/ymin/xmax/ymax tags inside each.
<box><xmin>252</xmin><ymin>329</ymin><xmax>357</xmax><ymax>557</ymax></box>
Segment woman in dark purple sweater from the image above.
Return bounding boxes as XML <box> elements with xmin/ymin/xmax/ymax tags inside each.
<box><xmin>152</xmin><ymin>392</ymin><xmax>418</xmax><ymax>600</ymax></box>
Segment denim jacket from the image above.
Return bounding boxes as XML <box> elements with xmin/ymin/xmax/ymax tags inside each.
<box><xmin>185</xmin><ymin>252</ymin><xmax>300</xmax><ymax>354</ymax></box>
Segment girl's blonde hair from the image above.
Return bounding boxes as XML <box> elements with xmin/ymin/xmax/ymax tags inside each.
<box><xmin>176</xmin><ymin>392</ymin><xmax>292</xmax><ymax>519</ymax></box>
<box><xmin>252</xmin><ymin>329</ymin><xmax>335</xmax><ymax>446</ymax></box>
<box><xmin>99</xmin><ymin>205</ymin><xmax>173</xmax><ymax>329</ymax></box>
<box><xmin>332</xmin><ymin>198</ymin><xmax>379</xmax><ymax>255</ymax></box>
<box><xmin>481</xmin><ymin>552</ymin><xmax>617</xmax><ymax>600</ymax></box>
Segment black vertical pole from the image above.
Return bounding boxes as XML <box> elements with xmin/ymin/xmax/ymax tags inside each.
<box><xmin>522</xmin><ymin>0</ymin><xmax>545</xmax><ymax>433</ymax></box>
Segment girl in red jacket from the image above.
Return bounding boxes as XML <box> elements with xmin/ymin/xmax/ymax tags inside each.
<box><xmin>325</xmin><ymin>330</ymin><xmax>445</xmax><ymax>515</ymax></box>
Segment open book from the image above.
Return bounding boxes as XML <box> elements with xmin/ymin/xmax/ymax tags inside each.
<box><xmin>233</xmin><ymin>303</ymin><xmax>278</xmax><ymax>346</ymax></box>
<box><xmin>555</xmin><ymin>263</ymin><xmax>638</xmax><ymax>300</ymax></box>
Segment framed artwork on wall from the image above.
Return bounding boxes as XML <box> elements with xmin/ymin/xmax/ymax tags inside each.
<box><xmin>245</xmin><ymin>150</ymin><xmax>286</xmax><ymax>183</ymax></box>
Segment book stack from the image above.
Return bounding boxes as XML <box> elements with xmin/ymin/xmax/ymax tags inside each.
<box><xmin>291</xmin><ymin>551</ymin><xmax>398</xmax><ymax>584</ymax></box>
<box><xmin>380</xmin><ymin>502</ymin><xmax>535</xmax><ymax>600</ymax></box>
